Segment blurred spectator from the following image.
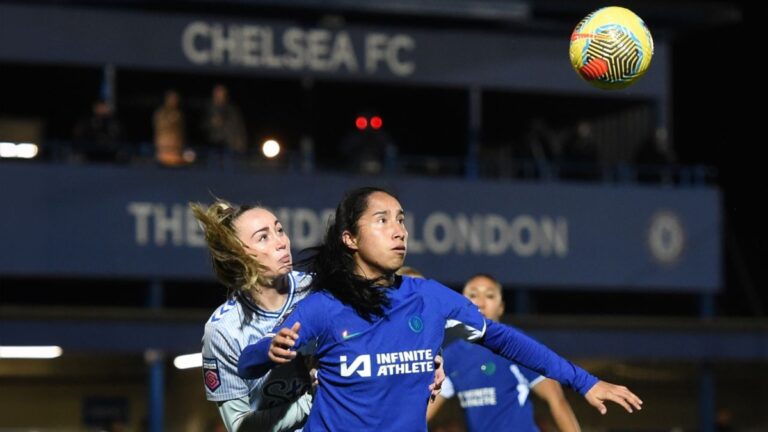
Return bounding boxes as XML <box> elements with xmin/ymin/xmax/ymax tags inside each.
<box><xmin>716</xmin><ymin>407</ymin><xmax>734</xmax><ymax>432</ymax></box>
<box><xmin>339</xmin><ymin>115</ymin><xmax>397</xmax><ymax>175</ymax></box>
<box><xmin>634</xmin><ymin>127</ymin><xmax>676</xmax><ymax>183</ymax></box>
<box><xmin>563</xmin><ymin>119</ymin><xmax>599</xmax><ymax>180</ymax></box>
<box><xmin>636</xmin><ymin>127</ymin><xmax>676</xmax><ymax>165</ymax></box>
<box><xmin>73</xmin><ymin>100</ymin><xmax>126</xmax><ymax>163</ymax></box>
<box><xmin>153</xmin><ymin>90</ymin><xmax>186</xmax><ymax>167</ymax></box>
<box><xmin>566</xmin><ymin>120</ymin><xmax>598</xmax><ymax>162</ymax></box>
<box><xmin>202</xmin><ymin>84</ymin><xmax>247</xmax><ymax>164</ymax></box>
<box><xmin>520</xmin><ymin>118</ymin><xmax>565</xmax><ymax>178</ymax></box>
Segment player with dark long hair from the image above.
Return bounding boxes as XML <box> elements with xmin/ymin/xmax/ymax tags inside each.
<box><xmin>238</xmin><ymin>187</ymin><xmax>642</xmax><ymax>431</ymax></box>
<box><xmin>193</xmin><ymin>197</ymin><xmax>444</xmax><ymax>432</ymax></box>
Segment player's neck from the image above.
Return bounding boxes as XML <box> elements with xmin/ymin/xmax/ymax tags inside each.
<box><xmin>251</xmin><ymin>277</ymin><xmax>290</xmax><ymax>312</ymax></box>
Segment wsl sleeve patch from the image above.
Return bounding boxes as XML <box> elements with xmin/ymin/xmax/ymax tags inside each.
<box><xmin>203</xmin><ymin>357</ymin><xmax>221</xmax><ymax>392</ymax></box>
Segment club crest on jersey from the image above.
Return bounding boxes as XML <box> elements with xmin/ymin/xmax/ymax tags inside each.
<box><xmin>408</xmin><ymin>314</ymin><xmax>424</xmax><ymax>333</ymax></box>
<box><xmin>203</xmin><ymin>357</ymin><xmax>221</xmax><ymax>392</ymax></box>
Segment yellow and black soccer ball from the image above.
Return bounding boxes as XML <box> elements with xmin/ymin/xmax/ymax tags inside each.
<box><xmin>569</xmin><ymin>6</ymin><xmax>654</xmax><ymax>90</ymax></box>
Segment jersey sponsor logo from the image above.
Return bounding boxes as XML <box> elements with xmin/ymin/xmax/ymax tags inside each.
<box><xmin>458</xmin><ymin>387</ymin><xmax>497</xmax><ymax>408</ymax></box>
<box><xmin>202</xmin><ymin>357</ymin><xmax>221</xmax><ymax>392</ymax></box>
<box><xmin>408</xmin><ymin>315</ymin><xmax>424</xmax><ymax>333</ymax></box>
<box><xmin>210</xmin><ymin>299</ymin><xmax>237</xmax><ymax>322</ymax></box>
<box><xmin>262</xmin><ymin>379</ymin><xmax>311</xmax><ymax>408</ymax></box>
<box><xmin>340</xmin><ymin>354</ymin><xmax>372</xmax><ymax>377</ymax></box>
<box><xmin>339</xmin><ymin>350</ymin><xmax>435</xmax><ymax>378</ymax></box>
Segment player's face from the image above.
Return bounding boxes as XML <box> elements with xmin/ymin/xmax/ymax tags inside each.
<box><xmin>234</xmin><ymin>208</ymin><xmax>292</xmax><ymax>280</ymax></box>
<box><xmin>463</xmin><ymin>276</ymin><xmax>504</xmax><ymax>322</ymax></box>
<box><xmin>345</xmin><ymin>192</ymin><xmax>408</xmax><ymax>280</ymax></box>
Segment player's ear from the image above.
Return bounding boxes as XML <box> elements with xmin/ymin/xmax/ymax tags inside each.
<box><xmin>342</xmin><ymin>230</ymin><xmax>358</xmax><ymax>251</ymax></box>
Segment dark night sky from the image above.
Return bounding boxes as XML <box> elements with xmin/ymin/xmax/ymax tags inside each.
<box><xmin>671</xmin><ymin>1</ymin><xmax>766</xmax><ymax>315</ymax></box>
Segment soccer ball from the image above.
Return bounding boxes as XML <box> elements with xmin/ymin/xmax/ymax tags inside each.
<box><xmin>569</xmin><ymin>6</ymin><xmax>654</xmax><ymax>90</ymax></box>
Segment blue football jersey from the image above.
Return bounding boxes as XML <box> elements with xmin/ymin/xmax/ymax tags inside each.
<box><xmin>270</xmin><ymin>277</ymin><xmax>486</xmax><ymax>431</ymax></box>
<box><xmin>239</xmin><ymin>276</ymin><xmax>598</xmax><ymax>431</ymax></box>
<box><xmin>442</xmin><ymin>339</ymin><xmax>545</xmax><ymax>432</ymax></box>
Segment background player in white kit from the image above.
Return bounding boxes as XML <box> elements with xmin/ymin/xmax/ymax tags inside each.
<box><xmin>192</xmin><ymin>199</ymin><xmax>444</xmax><ymax>431</ymax></box>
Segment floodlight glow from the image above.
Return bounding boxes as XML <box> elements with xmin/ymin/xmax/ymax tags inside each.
<box><xmin>0</xmin><ymin>142</ymin><xmax>40</xmax><ymax>159</ymax></box>
<box><xmin>173</xmin><ymin>352</ymin><xmax>203</xmax><ymax>369</ymax></box>
<box><xmin>0</xmin><ymin>346</ymin><xmax>63</xmax><ymax>359</ymax></box>
<box><xmin>0</xmin><ymin>142</ymin><xmax>16</xmax><ymax>158</ymax></box>
<box><xmin>262</xmin><ymin>139</ymin><xmax>280</xmax><ymax>158</ymax></box>
<box><xmin>16</xmin><ymin>143</ymin><xmax>39</xmax><ymax>159</ymax></box>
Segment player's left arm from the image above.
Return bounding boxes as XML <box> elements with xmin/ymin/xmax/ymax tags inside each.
<box><xmin>532</xmin><ymin>378</ymin><xmax>581</xmax><ymax>432</ymax></box>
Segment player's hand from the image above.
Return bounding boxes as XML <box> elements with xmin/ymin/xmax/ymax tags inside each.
<box><xmin>584</xmin><ymin>380</ymin><xmax>643</xmax><ymax>415</ymax></box>
<box><xmin>268</xmin><ymin>322</ymin><xmax>301</xmax><ymax>363</ymax></box>
<box><xmin>429</xmin><ymin>354</ymin><xmax>445</xmax><ymax>402</ymax></box>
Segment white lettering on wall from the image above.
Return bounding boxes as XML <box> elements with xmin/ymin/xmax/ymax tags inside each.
<box><xmin>128</xmin><ymin>203</ymin><xmax>568</xmax><ymax>258</ymax></box>
<box><xmin>181</xmin><ymin>21</ymin><xmax>413</xmax><ymax>77</ymax></box>
<box><xmin>127</xmin><ymin>202</ymin><xmax>204</xmax><ymax>247</ymax></box>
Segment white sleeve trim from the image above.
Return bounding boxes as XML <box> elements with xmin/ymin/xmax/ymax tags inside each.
<box><xmin>445</xmin><ymin>318</ymin><xmax>486</xmax><ymax>342</ymax></box>
<box><xmin>529</xmin><ymin>375</ymin><xmax>546</xmax><ymax>389</ymax></box>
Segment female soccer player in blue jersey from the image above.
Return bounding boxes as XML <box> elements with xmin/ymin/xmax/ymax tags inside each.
<box><xmin>428</xmin><ymin>274</ymin><xmax>580</xmax><ymax>432</ymax></box>
<box><xmin>193</xmin><ymin>199</ymin><xmax>444</xmax><ymax>432</ymax></box>
<box><xmin>238</xmin><ymin>187</ymin><xmax>642</xmax><ymax>431</ymax></box>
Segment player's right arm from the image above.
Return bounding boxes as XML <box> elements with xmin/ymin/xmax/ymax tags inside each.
<box><xmin>239</xmin><ymin>299</ymin><xmax>323</xmax><ymax>380</ymax></box>
<box><xmin>218</xmin><ymin>393</ymin><xmax>312</xmax><ymax>432</ymax></box>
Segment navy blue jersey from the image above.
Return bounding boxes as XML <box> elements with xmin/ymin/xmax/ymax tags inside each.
<box><xmin>442</xmin><ymin>339</ymin><xmax>544</xmax><ymax>432</ymax></box>
<box><xmin>239</xmin><ymin>276</ymin><xmax>598</xmax><ymax>431</ymax></box>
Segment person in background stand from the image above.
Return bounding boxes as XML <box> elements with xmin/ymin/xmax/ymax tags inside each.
<box><xmin>202</xmin><ymin>84</ymin><xmax>247</xmax><ymax>166</ymax></box>
<box><xmin>428</xmin><ymin>274</ymin><xmax>581</xmax><ymax>432</ymax></box>
<box><xmin>72</xmin><ymin>99</ymin><xmax>125</xmax><ymax>163</ymax></box>
<box><xmin>153</xmin><ymin>90</ymin><xmax>186</xmax><ymax>167</ymax></box>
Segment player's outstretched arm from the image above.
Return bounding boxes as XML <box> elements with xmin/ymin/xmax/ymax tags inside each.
<box><xmin>584</xmin><ymin>380</ymin><xmax>643</xmax><ymax>415</ymax></box>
